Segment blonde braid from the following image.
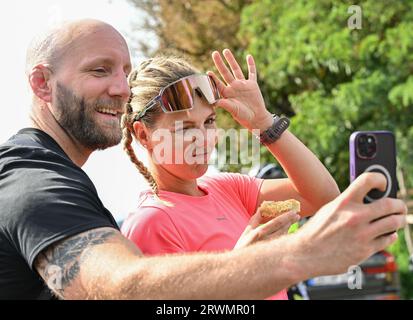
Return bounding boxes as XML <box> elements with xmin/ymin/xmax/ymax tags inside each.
<box><xmin>121</xmin><ymin>97</ymin><xmax>172</xmax><ymax>206</ymax></box>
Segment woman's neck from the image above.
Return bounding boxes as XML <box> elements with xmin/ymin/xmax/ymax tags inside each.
<box><xmin>150</xmin><ymin>165</ymin><xmax>205</xmax><ymax>197</ymax></box>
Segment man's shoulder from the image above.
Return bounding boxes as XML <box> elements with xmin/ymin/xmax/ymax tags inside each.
<box><xmin>1</xmin><ymin>128</ymin><xmax>67</xmax><ymax>159</ymax></box>
<box><xmin>0</xmin><ymin>129</ymin><xmax>80</xmax><ymax>177</ymax></box>
<box><xmin>0</xmin><ymin>129</ymin><xmax>97</xmax><ymax>210</ymax></box>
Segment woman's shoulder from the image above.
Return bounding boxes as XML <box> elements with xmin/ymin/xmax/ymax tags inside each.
<box><xmin>121</xmin><ymin>200</ymin><xmax>175</xmax><ymax>235</ymax></box>
<box><xmin>200</xmin><ymin>172</ymin><xmax>254</xmax><ymax>187</ymax></box>
<box><xmin>124</xmin><ymin>190</ymin><xmax>170</xmax><ymax>217</ymax></box>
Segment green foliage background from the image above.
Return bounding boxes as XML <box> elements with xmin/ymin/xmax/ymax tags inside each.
<box><xmin>240</xmin><ymin>1</ymin><xmax>413</xmax><ymax>298</ymax></box>
<box><xmin>241</xmin><ymin>0</ymin><xmax>413</xmax><ymax>191</ymax></box>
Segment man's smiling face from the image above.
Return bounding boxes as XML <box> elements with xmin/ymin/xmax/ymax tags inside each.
<box><xmin>50</xmin><ymin>23</ymin><xmax>132</xmax><ymax>150</ymax></box>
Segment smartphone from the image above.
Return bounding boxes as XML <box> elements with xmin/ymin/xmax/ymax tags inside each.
<box><xmin>349</xmin><ymin>131</ymin><xmax>398</xmax><ymax>203</ymax></box>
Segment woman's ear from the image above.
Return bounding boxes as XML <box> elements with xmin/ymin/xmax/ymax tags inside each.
<box><xmin>29</xmin><ymin>65</ymin><xmax>53</xmax><ymax>103</ymax></box>
<box><xmin>133</xmin><ymin>121</ymin><xmax>152</xmax><ymax>150</ymax></box>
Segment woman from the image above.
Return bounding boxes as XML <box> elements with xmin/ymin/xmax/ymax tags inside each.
<box><xmin>120</xmin><ymin>50</ymin><xmax>340</xmax><ymax>299</ymax></box>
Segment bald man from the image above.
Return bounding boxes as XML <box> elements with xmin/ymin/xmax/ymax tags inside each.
<box><xmin>0</xmin><ymin>19</ymin><xmax>407</xmax><ymax>300</ymax></box>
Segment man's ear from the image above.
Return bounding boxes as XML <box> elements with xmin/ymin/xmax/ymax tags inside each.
<box><xmin>133</xmin><ymin>120</ymin><xmax>152</xmax><ymax>150</ymax></box>
<box><xmin>29</xmin><ymin>65</ymin><xmax>53</xmax><ymax>103</ymax></box>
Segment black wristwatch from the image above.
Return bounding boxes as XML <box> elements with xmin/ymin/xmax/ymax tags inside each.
<box><xmin>258</xmin><ymin>115</ymin><xmax>290</xmax><ymax>145</ymax></box>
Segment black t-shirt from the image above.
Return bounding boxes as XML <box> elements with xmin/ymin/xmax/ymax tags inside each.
<box><xmin>0</xmin><ymin>128</ymin><xmax>119</xmax><ymax>300</ymax></box>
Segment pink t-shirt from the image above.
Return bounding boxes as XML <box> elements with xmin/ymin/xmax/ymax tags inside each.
<box><xmin>121</xmin><ymin>172</ymin><xmax>288</xmax><ymax>300</ymax></box>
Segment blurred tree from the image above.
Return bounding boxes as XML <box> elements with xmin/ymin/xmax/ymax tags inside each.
<box><xmin>241</xmin><ymin>0</ymin><xmax>413</xmax><ymax>298</ymax></box>
<box><xmin>388</xmin><ymin>229</ymin><xmax>413</xmax><ymax>299</ymax></box>
<box><xmin>240</xmin><ymin>0</ymin><xmax>413</xmax><ymax>191</ymax></box>
<box><xmin>127</xmin><ymin>0</ymin><xmax>252</xmax><ymax>69</ymax></box>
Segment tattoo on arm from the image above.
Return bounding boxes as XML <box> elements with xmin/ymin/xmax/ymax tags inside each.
<box><xmin>34</xmin><ymin>228</ymin><xmax>118</xmax><ymax>299</ymax></box>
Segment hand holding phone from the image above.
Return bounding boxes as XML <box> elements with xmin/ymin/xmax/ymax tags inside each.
<box><xmin>349</xmin><ymin>131</ymin><xmax>398</xmax><ymax>203</ymax></box>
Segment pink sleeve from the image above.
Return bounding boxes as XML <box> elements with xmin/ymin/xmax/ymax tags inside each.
<box><xmin>216</xmin><ymin>173</ymin><xmax>264</xmax><ymax>216</ymax></box>
<box><xmin>121</xmin><ymin>207</ymin><xmax>186</xmax><ymax>256</ymax></box>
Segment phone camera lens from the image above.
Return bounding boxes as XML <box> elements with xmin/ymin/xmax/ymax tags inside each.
<box><xmin>357</xmin><ymin>134</ymin><xmax>377</xmax><ymax>159</ymax></box>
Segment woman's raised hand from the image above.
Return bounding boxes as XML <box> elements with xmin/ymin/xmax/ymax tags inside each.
<box><xmin>208</xmin><ymin>49</ymin><xmax>274</xmax><ymax>132</ymax></box>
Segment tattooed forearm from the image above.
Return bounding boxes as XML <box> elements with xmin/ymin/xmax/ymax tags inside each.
<box><xmin>34</xmin><ymin>228</ymin><xmax>118</xmax><ymax>299</ymax></box>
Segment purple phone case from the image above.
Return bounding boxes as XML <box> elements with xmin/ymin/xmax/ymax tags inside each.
<box><xmin>349</xmin><ymin>131</ymin><xmax>398</xmax><ymax>202</ymax></box>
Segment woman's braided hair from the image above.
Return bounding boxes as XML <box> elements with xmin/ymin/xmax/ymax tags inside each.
<box><xmin>121</xmin><ymin>56</ymin><xmax>198</xmax><ymax>202</ymax></box>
